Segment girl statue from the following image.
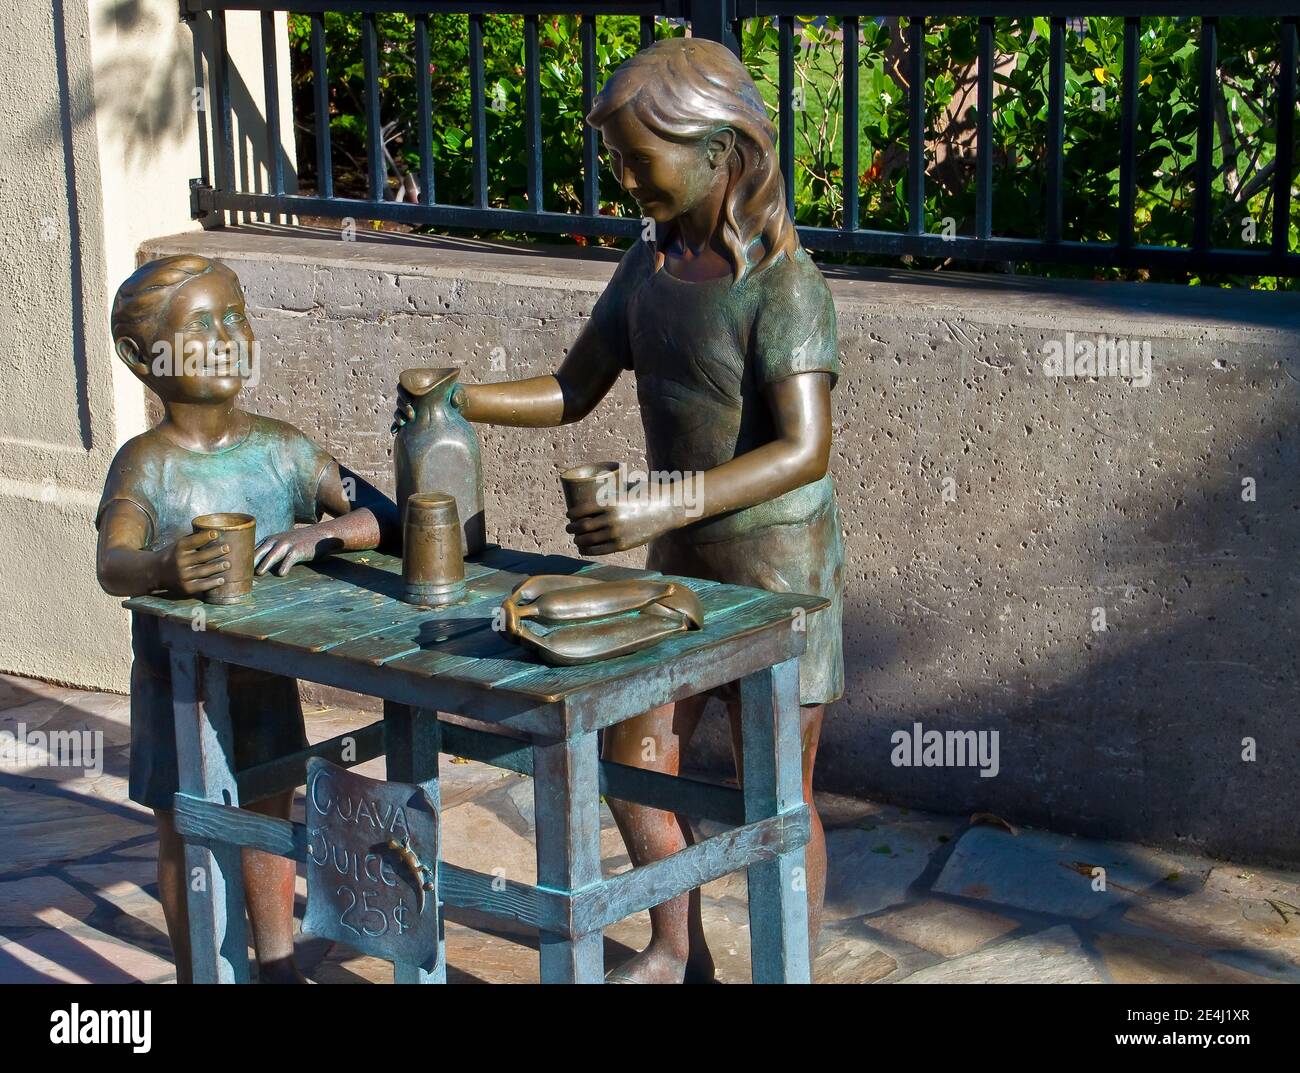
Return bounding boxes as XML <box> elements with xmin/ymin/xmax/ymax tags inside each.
<box><xmin>398</xmin><ymin>36</ymin><xmax>843</xmax><ymax>983</ymax></box>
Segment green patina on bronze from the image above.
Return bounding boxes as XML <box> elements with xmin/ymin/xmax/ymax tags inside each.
<box><xmin>501</xmin><ymin>574</ymin><xmax>705</xmax><ymax>665</ymax></box>
<box><xmin>393</xmin><ymin>366</ymin><xmax>486</xmax><ymax>558</ymax></box>
<box><xmin>94</xmin><ymin>253</ymin><xmax>397</xmax><ymax>985</ymax></box>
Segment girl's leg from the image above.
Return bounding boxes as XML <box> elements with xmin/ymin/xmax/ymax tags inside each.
<box><xmin>154</xmin><ymin>808</ymin><xmax>193</xmax><ymax>984</ymax></box>
<box><xmin>727</xmin><ymin>701</ymin><xmax>827</xmax><ymax>964</ymax></box>
<box><xmin>603</xmin><ymin>695</ymin><xmax>713</xmax><ymax>983</ymax></box>
<box><xmin>241</xmin><ymin>789</ymin><xmax>306</xmax><ymax>983</ymax></box>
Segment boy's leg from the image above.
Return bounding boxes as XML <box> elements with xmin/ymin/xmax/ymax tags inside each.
<box><xmin>157</xmin><ymin>794</ymin><xmax>302</xmax><ymax>984</ymax></box>
<box><xmin>241</xmin><ymin>789</ymin><xmax>306</xmax><ymax>984</ymax></box>
<box><xmin>154</xmin><ymin>808</ymin><xmax>193</xmax><ymax>984</ymax></box>
<box><xmin>602</xmin><ymin>695</ymin><xmax>712</xmax><ymax>984</ymax></box>
<box><xmin>727</xmin><ymin>701</ymin><xmax>827</xmax><ymax>964</ymax></box>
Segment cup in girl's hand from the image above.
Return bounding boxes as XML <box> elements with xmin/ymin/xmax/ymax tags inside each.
<box><xmin>191</xmin><ymin>513</ymin><xmax>256</xmax><ymax>604</ymax></box>
<box><xmin>560</xmin><ymin>461</ymin><xmax>621</xmax><ymax>519</ymax></box>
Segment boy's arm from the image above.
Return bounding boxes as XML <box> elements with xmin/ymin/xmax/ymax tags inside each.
<box><xmin>253</xmin><ymin>463</ymin><xmax>399</xmax><ymax>577</ymax></box>
<box><xmin>97</xmin><ymin>500</ymin><xmax>231</xmax><ymax>598</ymax></box>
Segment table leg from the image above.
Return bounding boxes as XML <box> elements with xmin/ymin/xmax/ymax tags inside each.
<box><xmin>740</xmin><ymin>659</ymin><xmax>811</xmax><ymax>984</ymax></box>
<box><xmin>170</xmin><ymin>650</ymin><xmax>251</xmax><ymax>984</ymax></box>
<box><xmin>533</xmin><ymin>734</ymin><xmax>603</xmax><ymax>983</ymax></box>
<box><xmin>385</xmin><ymin>701</ymin><xmax>445</xmax><ymax>984</ymax></box>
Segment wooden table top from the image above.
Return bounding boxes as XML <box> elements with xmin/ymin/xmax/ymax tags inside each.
<box><xmin>125</xmin><ymin>547</ymin><xmax>824</xmax><ymax>721</ymax></box>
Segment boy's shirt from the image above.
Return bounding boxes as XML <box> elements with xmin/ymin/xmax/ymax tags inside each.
<box><xmin>97</xmin><ymin>412</ymin><xmax>335</xmax><ymax>678</ymax></box>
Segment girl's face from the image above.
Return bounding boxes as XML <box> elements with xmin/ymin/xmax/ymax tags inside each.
<box><xmin>139</xmin><ymin>272</ymin><xmax>255</xmax><ymax>405</ymax></box>
<box><xmin>600</xmin><ymin>107</ymin><xmax>726</xmax><ymax>224</ymax></box>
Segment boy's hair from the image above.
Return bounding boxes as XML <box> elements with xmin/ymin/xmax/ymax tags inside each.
<box><xmin>586</xmin><ymin>37</ymin><xmax>799</xmax><ymax>283</ymax></box>
<box><xmin>111</xmin><ymin>254</ymin><xmax>240</xmax><ymax>346</ymax></box>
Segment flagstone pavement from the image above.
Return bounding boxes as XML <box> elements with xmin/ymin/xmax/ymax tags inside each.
<box><xmin>2</xmin><ymin>672</ymin><xmax>1297</xmax><ymax>984</ymax></box>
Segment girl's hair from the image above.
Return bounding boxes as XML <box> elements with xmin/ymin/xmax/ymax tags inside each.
<box><xmin>111</xmin><ymin>254</ymin><xmax>240</xmax><ymax>345</ymax></box>
<box><xmin>586</xmin><ymin>37</ymin><xmax>799</xmax><ymax>282</ymax></box>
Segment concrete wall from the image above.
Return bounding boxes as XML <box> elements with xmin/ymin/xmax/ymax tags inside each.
<box><xmin>142</xmin><ymin>226</ymin><xmax>1300</xmax><ymax>867</ymax></box>
<box><xmin>0</xmin><ymin>2</ymin><xmax>294</xmax><ymax>691</ymax></box>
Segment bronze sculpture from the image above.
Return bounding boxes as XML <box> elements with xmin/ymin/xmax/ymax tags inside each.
<box><xmin>402</xmin><ymin>491</ymin><xmax>466</xmax><ymax>606</ymax></box>
<box><xmin>190</xmin><ymin>511</ymin><xmax>256</xmax><ymax>603</ymax></box>
<box><xmin>501</xmin><ymin>574</ymin><xmax>704</xmax><ymax>665</ymax></box>
<box><xmin>393</xmin><ymin>367</ymin><xmax>486</xmax><ymax>557</ymax></box>
<box><xmin>96</xmin><ymin>254</ymin><xmax>397</xmax><ymax>983</ymax></box>
<box><xmin>397</xmin><ymin>36</ymin><xmax>843</xmax><ymax>983</ymax></box>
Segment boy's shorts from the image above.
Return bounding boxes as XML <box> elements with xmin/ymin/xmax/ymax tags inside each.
<box><xmin>129</xmin><ymin>659</ymin><xmax>309</xmax><ymax>811</ymax></box>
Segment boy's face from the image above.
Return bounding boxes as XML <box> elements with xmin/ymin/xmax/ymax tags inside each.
<box><xmin>600</xmin><ymin>108</ymin><xmax>728</xmax><ymax>226</ymax></box>
<box><xmin>127</xmin><ymin>272</ymin><xmax>255</xmax><ymax>405</ymax></box>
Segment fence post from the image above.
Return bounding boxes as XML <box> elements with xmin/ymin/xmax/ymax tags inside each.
<box><xmin>690</xmin><ymin>0</ymin><xmax>739</xmax><ymax>56</ymax></box>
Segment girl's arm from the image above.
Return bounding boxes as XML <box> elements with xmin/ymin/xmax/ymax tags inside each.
<box><xmin>457</xmin><ymin>322</ymin><xmax>625</xmax><ymax>427</ymax></box>
<box><xmin>567</xmin><ymin>372</ymin><xmax>832</xmax><ymax>555</ymax></box>
<box><xmin>397</xmin><ymin>243</ymin><xmax>642</xmax><ymax>430</ymax></box>
<box><xmin>254</xmin><ymin>464</ymin><xmax>400</xmax><ymax>576</ymax></box>
<box><xmin>417</xmin><ymin>320</ymin><xmax>625</xmax><ymax>429</ymax></box>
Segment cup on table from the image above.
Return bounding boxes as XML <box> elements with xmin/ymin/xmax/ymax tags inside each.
<box><xmin>191</xmin><ymin>513</ymin><xmax>256</xmax><ymax>604</ymax></box>
<box><xmin>560</xmin><ymin>461</ymin><xmax>621</xmax><ymax>520</ymax></box>
<box><xmin>402</xmin><ymin>492</ymin><xmax>466</xmax><ymax>607</ymax></box>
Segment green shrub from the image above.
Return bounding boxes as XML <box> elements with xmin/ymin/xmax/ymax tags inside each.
<box><xmin>287</xmin><ymin>15</ymin><xmax>1296</xmax><ymax>286</ymax></box>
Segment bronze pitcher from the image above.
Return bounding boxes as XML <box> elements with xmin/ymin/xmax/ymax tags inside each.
<box><xmin>393</xmin><ymin>367</ymin><xmax>486</xmax><ymax>557</ymax></box>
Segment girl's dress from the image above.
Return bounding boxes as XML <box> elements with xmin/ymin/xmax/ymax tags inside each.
<box><xmin>586</xmin><ymin>238</ymin><xmax>844</xmax><ymax>705</ymax></box>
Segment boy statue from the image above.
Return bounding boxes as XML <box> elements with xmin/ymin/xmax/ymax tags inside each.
<box><xmin>96</xmin><ymin>254</ymin><xmax>396</xmax><ymax>983</ymax></box>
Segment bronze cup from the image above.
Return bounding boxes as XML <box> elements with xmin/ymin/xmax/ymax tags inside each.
<box><xmin>560</xmin><ymin>461</ymin><xmax>621</xmax><ymax>519</ymax></box>
<box><xmin>403</xmin><ymin>492</ymin><xmax>465</xmax><ymax>607</ymax></box>
<box><xmin>192</xmin><ymin>513</ymin><xmax>256</xmax><ymax>604</ymax></box>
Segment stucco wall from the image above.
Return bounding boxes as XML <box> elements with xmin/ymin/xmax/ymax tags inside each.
<box><xmin>141</xmin><ymin>226</ymin><xmax>1300</xmax><ymax>866</ymax></box>
<box><xmin>0</xmin><ymin>3</ymin><xmax>294</xmax><ymax>691</ymax></box>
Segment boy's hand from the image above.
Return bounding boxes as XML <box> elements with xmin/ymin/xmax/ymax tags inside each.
<box><xmin>254</xmin><ymin>527</ymin><xmax>323</xmax><ymax>577</ymax></box>
<box><xmin>155</xmin><ymin>530</ymin><xmax>231</xmax><ymax>596</ymax></box>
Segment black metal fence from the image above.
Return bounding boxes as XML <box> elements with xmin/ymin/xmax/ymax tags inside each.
<box><xmin>180</xmin><ymin>2</ymin><xmax>1300</xmax><ymax>277</ymax></box>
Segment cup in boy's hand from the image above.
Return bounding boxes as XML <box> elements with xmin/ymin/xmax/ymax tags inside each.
<box><xmin>191</xmin><ymin>513</ymin><xmax>256</xmax><ymax>603</ymax></box>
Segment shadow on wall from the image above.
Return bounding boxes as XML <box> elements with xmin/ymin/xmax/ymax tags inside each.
<box><xmin>185</xmin><ymin>8</ymin><xmax>300</xmax><ymax>225</ymax></box>
<box><xmin>37</xmin><ymin>1</ymin><xmax>296</xmax><ymax>229</ymax></box>
<box><xmin>35</xmin><ymin>1</ymin><xmax>296</xmax><ymax>444</ymax></box>
<box><xmin>815</xmin><ymin>407</ymin><xmax>1300</xmax><ymax>867</ymax></box>
<box><xmin>41</xmin><ymin>1</ymin><xmax>195</xmax><ymax>169</ymax></box>
<box><xmin>683</xmin><ymin>320</ymin><xmax>1300</xmax><ymax>867</ymax></box>
<box><xmin>49</xmin><ymin>0</ymin><xmax>94</xmax><ymax>450</ymax></box>
<box><xmin>94</xmin><ymin>0</ymin><xmax>197</xmax><ymax>167</ymax></box>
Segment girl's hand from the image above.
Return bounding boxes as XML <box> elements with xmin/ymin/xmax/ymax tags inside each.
<box><xmin>390</xmin><ymin>382</ymin><xmax>417</xmax><ymax>433</ymax></box>
<box><xmin>391</xmin><ymin>383</ymin><xmax>466</xmax><ymax>432</ymax></box>
<box><xmin>565</xmin><ymin>479</ymin><xmax>687</xmax><ymax>555</ymax></box>
<box><xmin>154</xmin><ymin>530</ymin><xmax>231</xmax><ymax>596</ymax></box>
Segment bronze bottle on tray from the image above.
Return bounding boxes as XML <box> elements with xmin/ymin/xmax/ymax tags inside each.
<box><xmin>393</xmin><ymin>367</ymin><xmax>485</xmax><ymax>557</ymax></box>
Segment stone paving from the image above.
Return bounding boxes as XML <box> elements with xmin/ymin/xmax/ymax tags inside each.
<box><xmin>2</xmin><ymin>671</ymin><xmax>1298</xmax><ymax>984</ymax></box>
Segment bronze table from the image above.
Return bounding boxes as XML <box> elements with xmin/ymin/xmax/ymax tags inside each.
<box><xmin>125</xmin><ymin>547</ymin><xmax>822</xmax><ymax>984</ymax></box>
